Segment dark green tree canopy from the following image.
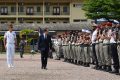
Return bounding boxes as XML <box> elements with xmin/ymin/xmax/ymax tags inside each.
<box><xmin>83</xmin><ymin>0</ymin><xmax>120</xmax><ymax>20</ymax></box>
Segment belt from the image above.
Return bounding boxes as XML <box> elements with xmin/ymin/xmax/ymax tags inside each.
<box><xmin>95</xmin><ymin>43</ymin><xmax>99</xmax><ymax>44</ymax></box>
<box><xmin>110</xmin><ymin>43</ymin><xmax>117</xmax><ymax>45</ymax></box>
<box><xmin>62</xmin><ymin>45</ymin><xmax>67</xmax><ymax>46</ymax></box>
<box><xmin>7</xmin><ymin>43</ymin><xmax>14</xmax><ymax>44</ymax></box>
<box><xmin>83</xmin><ymin>44</ymin><xmax>90</xmax><ymax>47</ymax></box>
<box><xmin>99</xmin><ymin>42</ymin><xmax>103</xmax><ymax>43</ymax></box>
<box><xmin>103</xmin><ymin>44</ymin><xmax>110</xmax><ymax>46</ymax></box>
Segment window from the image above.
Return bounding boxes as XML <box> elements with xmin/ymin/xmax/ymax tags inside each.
<box><xmin>11</xmin><ymin>6</ymin><xmax>16</xmax><ymax>12</ymax></box>
<box><xmin>53</xmin><ymin>22</ymin><xmax>56</xmax><ymax>23</ymax></box>
<box><xmin>11</xmin><ymin>21</ymin><xmax>14</xmax><ymax>23</ymax></box>
<box><xmin>73</xmin><ymin>19</ymin><xmax>88</xmax><ymax>22</ymax></box>
<box><xmin>18</xmin><ymin>6</ymin><xmax>24</xmax><ymax>12</ymax></box>
<box><xmin>37</xmin><ymin>7</ymin><xmax>41</xmax><ymax>12</ymax></box>
<box><xmin>53</xmin><ymin>7</ymin><xmax>60</xmax><ymax>15</ymax></box>
<box><xmin>1</xmin><ymin>7</ymin><xmax>8</xmax><ymax>15</ymax></box>
<box><xmin>63</xmin><ymin>6</ymin><xmax>68</xmax><ymax>13</ymax></box>
<box><xmin>19</xmin><ymin>21</ymin><xmax>23</xmax><ymax>23</ymax></box>
<box><xmin>63</xmin><ymin>22</ymin><xmax>68</xmax><ymax>23</ymax></box>
<box><xmin>27</xmin><ymin>22</ymin><xmax>33</xmax><ymax>23</ymax></box>
<box><xmin>73</xmin><ymin>19</ymin><xmax>80</xmax><ymax>22</ymax></box>
<box><xmin>73</xmin><ymin>4</ymin><xmax>82</xmax><ymax>8</ymax></box>
<box><xmin>46</xmin><ymin>6</ymin><xmax>50</xmax><ymax>12</ymax></box>
<box><xmin>80</xmin><ymin>19</ymin><xmax>88</xmax><ymax>22</ymax></box>
<box><xmin>26</xmin><ymin>7</ymin><xmax>34</xmax><ymax>15</ymax></box>
<box><xmin>18</xmin><ymin>18</ymin><xmax>24</xmax><ymax>22</ymax></box>
<box><xmin>1</xmin><ymin>21</ymin><xmax>7</xmax><ymax>24</ymax></box>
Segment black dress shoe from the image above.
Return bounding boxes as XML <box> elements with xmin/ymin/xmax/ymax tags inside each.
<box><xmin>106</xmin><ymin>66</ymin><xmax>112</xmax><ymax>72</ymax></box>
<box><xmin>110</xmin><ymin>70</ymin><xmax>119</xmax><ymax>74</ymax></box>
<box><xmin>63</xmin><ymin>58</ymin><xmax>68</xmax><ymax>62</ymax></box>
<box><xmin>84</xmin><ymin>63</ymin><xmax>90</xmax><ymax>67</ymax></box>
<box><xmin>55</xmin><ymin>58</ymin><xmax>60</xmax><ymax>60</ymax></box>
<box><xmin>75</xmin><ymin>60</ymin><xmax>77</xmax><ymax>64</ymax></box>
<box><xmin>92</xmin><ymin>65</ymin><xmax>99</xmax><ymax>70</ymax></box>
<box><xmin>97</xmin><ymin>66</ymin><xmax>102</xmax><ymax>70</ymax></box>
<box><xmin>80</xmin><ymin>62</ymin><xmax>83</xmax><ymax>65</ymax></box>
<box><xmin>44</xmin><ymin>67</ymin><xmax>47</xmax><ymax>70</ymax></box>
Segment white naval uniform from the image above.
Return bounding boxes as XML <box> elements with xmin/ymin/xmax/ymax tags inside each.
<box><xmin>4</xmin><ymin>31</ymin><xmax>16</xmax><ymax>67</ymax></box>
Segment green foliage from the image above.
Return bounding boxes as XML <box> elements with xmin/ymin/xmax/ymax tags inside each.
<box><xmin>0</xmin><ymin>36</ymin><xmax>4</xmax><ymax>41</ymax></box>
<box><xmin>20</xmin><ymin>29</ymin><xmax>34</xmax><ymax>38</ymax></box>
<box><xmin>83</xmin><ymin>0</ymin><xmax>120</xmax><ymax>20</ymax></box>
<box><xmin>27</xmin><ymin>38</ymin><xmax>33</xmax><ymax>43</ymax></box>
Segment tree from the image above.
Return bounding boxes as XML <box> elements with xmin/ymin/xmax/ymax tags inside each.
<box><xmin>83</xmin><ymin>0</ymin><xmax>120</xmax><ymax>20</ymax></box>
<box><xmin>20</xmin><ymin>29</ymin><xmax>34</xmax><ymax>44</ymax></box>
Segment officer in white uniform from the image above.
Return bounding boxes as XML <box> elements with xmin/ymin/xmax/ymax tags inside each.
<box><xmin>4</xmin><ymin>24</ymin><xmax>16</xmax><ymax>68</ymax></box>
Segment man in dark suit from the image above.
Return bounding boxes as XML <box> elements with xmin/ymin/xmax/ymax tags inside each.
<box><xmin>38</xmin><ymin>28</ymin><xmax>52</xmax><ymax>70</ymax></box>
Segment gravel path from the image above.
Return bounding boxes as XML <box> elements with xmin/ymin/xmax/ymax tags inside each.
<box><xmin>0</xmin><ymin>54</ymin><xmax>120</xmax><ymax>80</ymax></box>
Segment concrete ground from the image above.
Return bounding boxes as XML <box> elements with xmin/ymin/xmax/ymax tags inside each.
<box><xmin>0</xmin><ymin>53</ymin><xmax>120</xmax><ymax>80</ymax></box>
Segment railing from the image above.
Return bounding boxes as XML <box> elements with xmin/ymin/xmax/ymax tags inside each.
<box><xmin>45</xmin><ymin>11</ymin><xmax>70</xmax><ymax>15</ymax></box>
<box><xmin>18</xmin><ymin>12</ymin><xmax>43</xmax><ymax>15</ymax></box>
<box><xmin>0</xmin><ymin>12</ymin><xmax>43</xmax><ymax>15</ymax></box>
<box><xmin>0</xmin><ymin>12</ymin><xmax>69</xmax><ymax>16</ymax></box>
<box><xmin>0</xmin><ymin>12</ymin><xmax>16</xmax><ymax>15</ymax></box>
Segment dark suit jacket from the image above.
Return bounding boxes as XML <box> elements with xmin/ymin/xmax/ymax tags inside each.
<box><xmin>38</xmin><ymin>34</ymin><xmax>52</xmax><ymax>52</ymax></box>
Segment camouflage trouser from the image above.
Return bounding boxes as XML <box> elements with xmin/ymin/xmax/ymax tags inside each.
<box><xmin>82</xmin><ymin>47</ymin><xmax>86</xmax><ymax>63</ymax></box>
<box><xmin>80</xmin><ymin>46</ymin><xmax>84</xmax><ymax>62</ymax></box>
<box><xmin>71</xmin><ymin>45</ymin><xmax>75</xmax><ymax>60</ymax></box>
<box><xmin>84</xmin><ymin>46</ymin><xmax>90</xmax><ymax>63</ymax></box>
<box><xmin>103</xmin><ymin>44</ymin><xmax>112</xmax><ymax>66</ymax></box>
<box><xmin>74</xmin><ymin>45</ymin><xmax>78</xmax><ymax>61</ymax></box>
<box><xmin>69</xmin><ymin>44</ymin><xmax>73</xmax><ymax>59</ymax></box>
<box><xmin>72</xmin><ymin>45</ymin><xmax>76</xmax><ymax>60</ymax></box>
<box><xmin>77</xmin><ymin>45</ymin><xmax>82</xmax><ymax>61</ymax></box>
<box><xmin>54</xmin><ymin>45</ymin><xmax>60</xmax><ymax>59</ymax></box>
<box><xmin>95</xmin><ymin>43</ymin><xmax>102</xmax><ymax>66</ymax></box>
<box><xmin>66</xmin><ymin>45</ymin><xmax>69</xmax><ymax>59</ymax></box>
<box><xmin>89</xmin><ymin>45</ymin><xmax>93</xmax><ymax>63</ymax></box>
<box><xmin>99</xmin><ymin>43</ymin><xmax>105</xmax><ymax>66</ymax></box>
<box><xmin>63</xmin><ymin>45</ymin><xmax>67</xmax><ymax>58</ymax></box>
<box><xmin>67</xmin><ymin>44</ymin><xmax>71</xmax><ymax>59</ymax></box>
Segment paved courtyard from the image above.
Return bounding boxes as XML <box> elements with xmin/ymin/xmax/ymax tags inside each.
<box><xmin>0</xmin><ymin>53</ymin><xmax>120</xmax><ymax>80</ymax></box>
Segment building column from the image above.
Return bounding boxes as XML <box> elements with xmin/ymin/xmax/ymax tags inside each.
<box><xmin>43</xmin><ymin>0</ymin><xmax>45</xmax><ymax>24</ymax></box>
<box><xmin>70</xmin><ymin>1</ymin><xmax>73</xmax><ymax>23</ymax></box>
<box><xmin>16</xmin><ymin>2</ymin><xmax>19</xmax><ymax>24</ymax></box>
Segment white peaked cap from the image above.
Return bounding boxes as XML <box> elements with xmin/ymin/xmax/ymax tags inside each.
<box><xmin>82</xmin><ymin>29</ymin><xmax>86</xmax><ymax>32</ymax></box>
<box><xmin>113</xmin><ymin>20</ymin><xmax>119</xmax><ymax>24</ymax></box>
<box><xmin>85</xmin><ymin>30</ymin><xmax>91</xmax><ymax>33</ymax></box>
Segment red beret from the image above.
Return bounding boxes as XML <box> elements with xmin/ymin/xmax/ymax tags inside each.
<box><xmin>106</xmin><ymin>22</ymin><xmax>112</xmax><ymax>27</ymax></box>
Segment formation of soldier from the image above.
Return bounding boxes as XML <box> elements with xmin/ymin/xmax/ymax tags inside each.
<box><xmin>54</xmin><ymin>22</ymin><xmax>120</xmax><ymax>74</ymax></box>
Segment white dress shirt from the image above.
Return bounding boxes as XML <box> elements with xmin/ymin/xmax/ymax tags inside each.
<box><xmin>4</xmin><ymin>31</ymin><xmax>16</xmax><ymax>44</ymax></box>
<box><xmin>91</xmin><ymin>30</ymin><xmax>98</xmax><ymax>43</ymax></box>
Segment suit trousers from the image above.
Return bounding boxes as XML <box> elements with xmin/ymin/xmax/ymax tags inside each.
<box><xmin>111</xmin><ymin>43</ymin><xmax>119</xmax><ymax>70</ymax></box>
<box><xmin>41</xmin><ymin>50</ymin><xmax>48</xmax><ymax>68</ymax></box>
<box><xmin>92</xmin><ymin>43</ymin><xmax>98</xmax><ymax>66</ymax></box>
